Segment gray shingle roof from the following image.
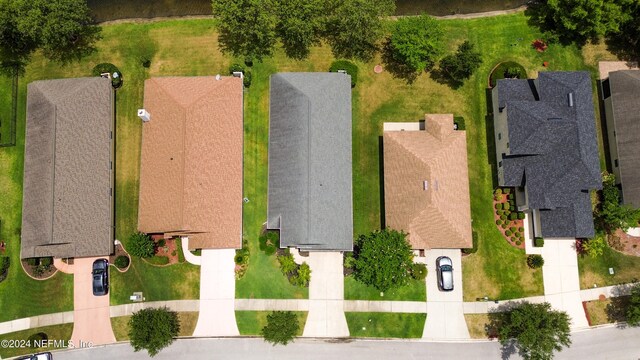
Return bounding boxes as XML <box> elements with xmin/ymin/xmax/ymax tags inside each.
<box><xmin>267</xmin><ymin>73</ymin><xmax>353</xmax><ymax>251</ymax></box>
<box><xmin>21</xmin><ymin>78</ymin><xmax>114</xmax><ymax>259</ymax></box>
<box><xmin>608</xmin><ymin>70</ymin><xmax>640</xmax><ymax>208</ymax></box>
<box><xmin>496</xmin><ymin>72</ymin><xmax>601</xmax><ymax>238</ymax></box>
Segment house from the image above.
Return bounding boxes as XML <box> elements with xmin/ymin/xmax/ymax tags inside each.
<box><xmin>267</xmin><ymin>73</ymin><xmax>353</xmax><ymax>251</ymax></box>
<box><xmin>137</xmin><ymin>76</ymin><xmax>243</xmax><ymax>250</ymax></box>
<box><xmin>492</xmin><ymin>71</ymin><xmax>601</xmax><ymax>239</ymax></box>
<box><xmin>602</xmin><ymin>69</ymin><xmax>640</xmax><ymax>208</ymax></box>
<box><xmin>21</xmin><ymin>78</ymin><xmax>114</xmax><ymax>259</ymax></box>
<box><xmin>383</xmin><ymin>114</ymin><xmax>472</xmax><ymax>250</ymax></box>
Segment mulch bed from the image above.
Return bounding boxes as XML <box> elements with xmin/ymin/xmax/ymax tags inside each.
<box><xmin>611</xmin><ymin>229</ymin><xmax>640</xmax><ymax>256</ymax></box>
<box><xmin>21</xmin><ymin>259</ymin><xmax>57</xmax><ymax>279</ymax></box>
<box><xmin>493</xmin><ymin>192</ymin><xmax>525</xmax><ymax>249</ymax></box>
<box><xmin>151</xmin><ymin>235</ymin><xmax>180</xmax><ymax>265</ymax></box>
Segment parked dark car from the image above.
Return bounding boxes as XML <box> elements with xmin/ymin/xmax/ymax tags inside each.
<box><xmin>17</xmin><ymin>352</ymin><xmax>53</xmax><ymax>360</ymax></box>
<box><xmin>436</xmin><ymin>256</ymin><xmax>454</xmax><ymax>291</ymax></box>
<box><xmin>92</xmin><ymin>259</ymin><xmax>109</xmax><ymax>296</ymax></box>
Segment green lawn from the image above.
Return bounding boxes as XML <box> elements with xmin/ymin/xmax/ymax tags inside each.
<box><xmin>235</xmin><ymin>311</ymin><xmax>307</xmax><ymax>336</ymax></box>
<box><xmin>0</xmin><ymin>323</ymin><xmax>73</xmax><ymax>358</ymax></box>
<box><xmin>111</xmin><ymin>311</ymin><xmax>199</xmax><ymax>341</ymax></box>
<box><xmin>578</xmin><ymin>247</ymin><xmax>640</xmax><ymax>289</ymax></box>
<box><xmin>346</xmin><ymin>312</ymin><xmax>426</xmax><ymax>338</ymax></box>
<box><xmin>344</xmin><ymin>276</ymin><xmax>426</xmax><ymax>301</ymax></box>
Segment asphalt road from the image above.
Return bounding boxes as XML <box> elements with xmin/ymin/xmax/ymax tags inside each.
<box><xmin>50</xmin><ymin>325</ymin><xmax>640</xmax><ymax>360</ymax></box>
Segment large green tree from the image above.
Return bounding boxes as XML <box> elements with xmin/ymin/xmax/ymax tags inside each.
<box><xmin>212</xmin><ymin>0</ymin><xmax>278</xmax><ymax>60</ymax></box>
<box><xmin>262</xmin><ymin>311</ymin><xmax>300</xmax><ymax>345</ymax></box>
<box><xmin>353</xmin><ymin>229</ymin><xmax>413</xmax><ymax>291</ymax></box>
<box><xmin>0</xmin><ymin>0</ymin><xmax>101</xmax><ymax>67</ymax></box>
<box><xmin>386</xmin><ymin>14</ymin><xmax>444</xmax><ymax>73</ymax></box>
<box><xmin>497</xmin><ymin>302</ymin><xmax>571</xmax><ymax>360</ymax></box>
<box><xmin>527</xmin><ymin>0</ymin><xmax>631</xmax><ymax>44</ymax></box>
<box><xmin>323</xmin><ymin>0</ymin><xmax>395</xmax><ymax>61</ymax></box>
<box><xmin>607</xmin><ymin>0</ymin><xmax>640</xmax><ymax>59</ymax></box>
<box><xmin>438</xmin><ymin>40</ymin><xmax>482</xmax><ymax>83</ymax></box>
<box><xmin>275</xmin><ymin>0</ymin><xmax>323</xmax><ymax>60</ymax></box>
<box><xmin>129</xmin><ymin>307</ymin><xmax>180</xmax><ymax>357</ymax></box>
<box><xmin>627</xmin><ymin>283</ymin><xmax>640</xmax><ymax>326</ymax></box>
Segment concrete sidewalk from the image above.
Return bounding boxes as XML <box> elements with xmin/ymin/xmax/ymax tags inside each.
<box><xmin>181</xmin><ymin>237</ymin><xmax>201</xmax><ymax>266</ymax></box>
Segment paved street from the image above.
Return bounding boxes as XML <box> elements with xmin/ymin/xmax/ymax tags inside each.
<box><xmin>423</xmin><ymin>249</ymin><xmax>470</xmax><ymax>340</ymax></box>
<box><xmin>52</xmin><ymin>325</ymin><xmax>640</xmax><ymax>360</ymax></box>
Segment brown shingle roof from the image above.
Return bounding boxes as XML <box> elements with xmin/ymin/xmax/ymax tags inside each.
<box><xmin>21</xmin><ymin>77</ymin><xmax>114</xmax><ymax>259</ymax></box>
<box><xmin>383</xmin><ymin>114</ymin><xmax>472</xmax><ymax>249</ymax></box>
<box><xmin>137</xmin><ymin>77</ymin><xmax>243</xmax><ymax>249</ymax></box>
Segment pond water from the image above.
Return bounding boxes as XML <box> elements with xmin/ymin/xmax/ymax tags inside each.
<box><xmin>88</xmin><ymin>0</ymin><xmax>527</xmax><ymax>23</ymax></box>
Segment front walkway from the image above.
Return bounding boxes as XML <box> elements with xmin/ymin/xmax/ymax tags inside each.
<box><xmin>423</xmin><ymin>249</ymin><xmax>470</xmax><ymax>340</ymax></box>
<box><xmin>192</xmin><ymin>249</ymin><xmax>239</xmax><ymax>336</ymax></box>
<box><xmin>181</xmin><ymin>237</ymin><xmax>201</xmax><ymax>266</ymax></box>
<box><xmin>541</xmin><ymin>239</ymin><xmax>589</xmax><ymax>328</ymax></box>
<box><xmin>302</xmin><ymin>252</ymin><xmax>349</xmax><ymax>337</ymax></box>
<box><xmin>70</xmin><ymin>257</ymin><xmax>116</xmax><ymax>346</ymax></box>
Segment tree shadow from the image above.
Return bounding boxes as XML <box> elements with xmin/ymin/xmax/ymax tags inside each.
<box><xmin>595</xmin><ymin>79</ymin><xmax>613</xmax><ymax>172</ymax></box>
<box><xmin>380</xmin><ymin>39</ymin><xmax>418</xmax><ymax>84</ymax></box>
<box><xmin>523</xmin><ymin>2</ymin><xmax>588</xmax><ymax>47</ymax></box>
<box><xmin>378</xmin><ymin>136</ymin><xmax>386</xmax><ymax>229</ymax></box>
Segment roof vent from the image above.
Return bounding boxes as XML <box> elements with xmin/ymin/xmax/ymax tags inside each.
<box><xmin>215</xmin><ymin>74</ymin><xmax>221</xmax><ymax>80</ymax></box>
<box><xmin>423</xmin><ymin>181</ymin><xmax>428</xmax><ymax>190</ymax></box>
<box><xmin>137</xmin><ymin>109</ymin><xmax>151</xmax><ymax>122</ymax></box>
<box><xmin>568</xmin><ymin>92</ymin><xmax>574</xmax><ymax>107</ymax></box>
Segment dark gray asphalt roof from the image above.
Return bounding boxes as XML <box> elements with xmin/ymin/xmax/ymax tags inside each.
<box><xmin>497</xmin><ymin>72</ymin><xmax>601</xmax><ymax>238</ymax></box>
<box><xmin>267</xmin><ymin>73</ymin><xmax>353</xmax><ymax>251</ymax></box>
<box><xmin>21</xmin><ymin>77</ymin><xmax>114</xmax><ymax>258</ymax></box>
<box><xmin>608</xmin><ymin>70</ymin><xmax>640</xmax><ymax>208</ymax></box>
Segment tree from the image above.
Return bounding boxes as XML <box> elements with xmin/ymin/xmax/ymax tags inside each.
<box><xmin>386</xmin><ymin>14</ymin><xmax>444</xmax><ymax>73</ymax></box>
<box><xmin>526</xmin><ymin>0</ymin><xmax>631</xmax><ymax>44</ymax></box>
<box><xmin>353</xmin><ymin>229</ymin><xmax>414</xmax><ymax>291</ymax></box>
<box><xmin>275</xmin><ymin>0</ymin><xmax>323</xmax><ymax>59</ymax></box>
<box><xmin>607</xmin><ymin>0</ymin><xmax>640</xmax><ymax>61</ymax></box>
<box><xmin>212</xmin><ymin>0</ymin><xmax>278</xmax><ymax>60</ymax></box>
<box><xmin>497</xmin><ymin>302</ymin><xmax>571</xmax><ymax>360</ymax></box>
<box><xmin>262</xmin><ymin>311</ymin><xmax>299</xmax><ymax>345</ymax></box>
<box><xmin>627</xmin><ymin>283</ymin><xmax>640</xmax><ymax>326</ymax></box>
<box><xmin>0</xmin><ymin>0</ymin><xmax>101</xmax><ymax>68</ymax></box>
<box><xmin>323</xmin><ymin>0</ymin><xmax>395</xmax><ymax>61</ymax></box>
<box><xmin>595</xmin><ymin>172</ymin><xmax>640</xmax><ymax>233</ymax></box>
<box><xmin>129</xmin><ymin>307</ymin><xmax>180</xmax><ymax>357</ymax></box>
<box><xmin>526</xmin><ymin>254</ymin><xmax>544</xmax><ymax>269</ymax></box>
<box><xmin>438</xmin><ymin>41</ymin><xmax>482</xmax><ymax>83</ymax></box>
<box><xmin>128</xmin><ymin>232</ymin><xmax>156</xmax><ymax>258</ymax></box>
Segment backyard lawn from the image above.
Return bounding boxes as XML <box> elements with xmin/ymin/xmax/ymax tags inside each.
<box><xmin>235</xmin><ymin>311</ymin><xmax>307</xmax><ymax>336</ymax></box>
<box><xmin>0</xmin><ymin>323</ymin><xmax>73</xmax><ymax>358</ymax></box>
<box><xmin>345</xmin><ymin>312</ymin><xmax>426</xmax><ymax>338</ymax></box>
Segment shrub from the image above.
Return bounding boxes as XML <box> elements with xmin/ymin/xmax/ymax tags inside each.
<box><xmin>129</xmin><ymin>307</ymin><xmax>180</xmax><ymax>356</ymax></box>
<box><xmin>259</xmin><ymin>231</ymin><xmax>279</xmax><ymax>256</ymax></box>
<box><xmin>515</xmin><ymin>240</ymin><xmax>522</xmax><ymax>246</ymax></box>
<box><xmin>510</xmin><ymin>205</ymin><xmax>515</xmax><ymax>211</ymax></box>
<box><xmin>495</xmin><ymin>203</ymin><xmax>502</xmax><ymax>210</ymax></box>
<box><xmin>534</xmin><ymin>237</ymin><xmax>544</xmax><ymax>247</ymax></box>
<box><xmin>244</xmin><ymin>56</ymin><xmax>254</xmax><ymax>67</ymax></box>
<box><xmin>28</xmin><ymin>332</ymin><xmax>47</xmax><ymax>347</ymax></box>
<box><xmin>497</xmin><ymin>210</ymin><xmax>504</xmax><ymax>216</ymax></box>
<box><xmin>157</xmin><ymin>239</ymin><xmax>166</xmax><ymax>247</ymax></box>
<box><xmin>527</xmin><ymin>254</ymin><xmax>544</xmax><ymax>269</ymax></box>
<box><xmin>454</xmin><ymin>116</ymin><xmax>465</xmax><ymax>130</ymax></box>
<box><xmin>293</xmin><ymin>262</ymin><xmax>311</xmax><ymax>287</ymax></box>
<box><xmin>262</xmin><ymin>311</ymin><xmax>299</xmax><ymax>345</ymax></box>
<box><xmin>234</xmin><ymin>253</ymin><xmax>248</xmax><ymax>265</ymax></box>
<box><xmin>500</xmin><ymin>214</ymin><xmax>507</xmax><ymax>221</ymax></box>
<box><xmin>329</xmin><ymin>60</ymin><xmax>358</xmax><ymax>87</ymax></box>
<box><xmin>344</xmin><ymin>253</ymin><xmax>356</xmax><ymax>269</ymax></box>
<box><xmin>503</xmin><ymin>188</ymin><xmax>511</xmax><ymax>194</ymax></box>
<box><xmin>410</xmin><ymin>263</ymin><xmax>428</xmax><ymax>280</ymax></box>
<box><xmin>582</xmin><ymin>234</ymin><xmax>608</xmax><ymax>257</ymax></box>
<box><xmin>518</xmin><ymin>227</ymin><xmax>524</xmax><ymax>232</ymax></box>
<box><xmin>115</xmin><ymin>256</ymin><xmax>130</xmax><ymax>269</ymax></box>
<box><xmin>496</xmin><ymin>219</ymin><xmax>502</xmax><ymax>226</ymax></box>
<box><xmin>462</xmin><ymin>231</ymin><xmax>479</xmax><ymax>254</ymax></box>
<box><xmin>229</xmin><ymin>63</ymin><xmax>245</xmax><ymax>74</ymax></box>
<box><xmin>505</xmin><ymin>230</ymin><xmax>512</xmax><ymax>236</ymax></box>
<box><xmin>510</xmin><ymin>226</ymin><xmax>517</xmax><ymax>233</ymax></box>
<box><xmin>243</xmin><ymin>70</ymin><xmax>252</xmax><ymax>87</ymax></box>
<box><xmin>501</xmin><ymin>222</ymin><xmax>508</xmax><ymax>229</ymax></box>
<box><xmin>508</xmin><ymin>192</ymin><xmax>514</xmax><ymax>200</ymax></box>
<box><xmin>39</xmin><ymin>257</ymin><xmax>53</xmax><ymax>267</ymax></box>
<box><xmin>26</xmin><ymin>258</ymin><xmax>38</xmax><ymax>266</ymax></box>
<box><xmin>509</xmin><ymin>200</ymin><xmax>515</xmax><ymax>206</ymax></box>
<box><xmin>129</xmin><ymin>232</ymin><xmax>156</xmax><ymax>258</ymax></box>
<box><xmin>518</xmin><ymin>212</ymin><xmax>526</xmax><ymax>220</ymax></box>
<box><xmin>277</xmin><ymin>251</ymin><xmax>297</xmax><ymax>275</ymax></box>
<box><xmin>495</xmin><ymin>188</ymin><xmax>503</xmax><ymax>196</ymax></box>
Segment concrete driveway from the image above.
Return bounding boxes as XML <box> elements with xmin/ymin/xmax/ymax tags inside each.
<box><xmin>423</xmin><ymin>249</ymin><xmax>470</xmax><ymax>340</ymax></box>
<box><xmin>303</xmin><ymin>252</ymin><xmax>349</xmax><ymax>337</ymax></box>
<box><xmin>541</xmin><ymin>239</ymin><xmax>589</xmax><ymax>328</ymax></box>
<box><xmin>193</xmin><ymin>249</ymin><xmax>239</xmax><ymax>336</ymax></box>
<box><xmin>70</xmin><ymin>257</ymin><xmax>115</xmax><ymax>347</ymax></box>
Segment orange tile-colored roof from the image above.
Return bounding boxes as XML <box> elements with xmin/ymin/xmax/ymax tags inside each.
<box><xmin>383</xmin><ymin>114</ymin><xmax>472</xmax><ymax>249</ymax></box>
<box><xmin>137</xmin><ymin>77</ymin><xmax>243</xmax><ymax>249</ymax></box>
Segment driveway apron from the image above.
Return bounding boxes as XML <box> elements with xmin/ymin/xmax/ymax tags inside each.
<box><xmin>423</xmin><ymin>249</ymin><xmax>470</xmax><ymax>340</ymax></box>
<box><xmin>541</xmin><ymin>239</ymin><xmax>589</xmax><ymax>328</ymax></box>
<box><xmin>193</xmin><ymin>249</ymin><xmax>239</xmax><ymax>336</ymax></box>
<box><xmin>70</xmin><ymin>257</ymin><xmax>116</xmax><ymax>347</ymax></box>
<box><xmin>303</xmin><ymin>252</ymin><xmax>349</xmax><ymax>337</ymax></box>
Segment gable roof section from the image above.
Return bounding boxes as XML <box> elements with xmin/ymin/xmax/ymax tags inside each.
<box><xmin>137</xmin><ymin>77</ymin><xmax>243</xmax><ymax>249</ymax></box>
<box><xmin>608</xmin><ymin>70</ymin><xmax>640</xmax><ymax>208</ymax></box>
<box><xmin>21</xmin><ymin>77</ymin><xmax>114</xmax><ymax>259</ymax></box>
<box><xmin>497</xmin><ymin>72</ymin><xmax>601</xmax><ymax>238</ymax></box>
<box><xmin>267</xmin><ymin>73</ymin><xmax>353</xmax><ymax>251</ymax></box>
<box><xmin>383</xmin><ymin>115</ymin><xmax>472</xmax><ymax>249</ymax></box>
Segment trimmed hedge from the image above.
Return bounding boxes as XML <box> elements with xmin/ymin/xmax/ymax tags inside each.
<box><xmin>115</xmin><ymin>255</ymin><xmax>129</xmax><ymax>269</ymax></box>
<box><xmin>329</xmin><ymin>60</ymin><xmax>358</xmax><ymax>87</ymax></box>
<box><xmin>505</xmin><ymin>230</ymin><xmax>512</xmax><ymax>236</ymax></box>
<box><xmin>534</xmin><ymin>237</ymin><xmax>544</xmax><ymax>247</ymax></box>
<box><xmin>494</xmin><ymin>188</ymin><xmax>502</xmax><ymax>195</ymax></box>
<box><xmin>503</xmin><ymin>188</ymin><xmax>511</xmax><ymax>194</ymax></box>
<box><xmin>462</xmin><ymin>231</ymin><xmax>479</xmax><ymax>254</ymax></box>
<box><xmin>509</xmin><ymin>213</ymin><xmax>517</xmax><ymax>220</ymax></box>
<box><xmin>518</xmin><ymin>212</ymin><xmax>526</xmax><ymax>220</ymax></box>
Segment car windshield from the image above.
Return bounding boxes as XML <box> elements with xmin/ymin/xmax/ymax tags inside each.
<box><xmin>441</xmin><ymin>265</ymin><xmax>452</xmax><ymax>271</ymax></box>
